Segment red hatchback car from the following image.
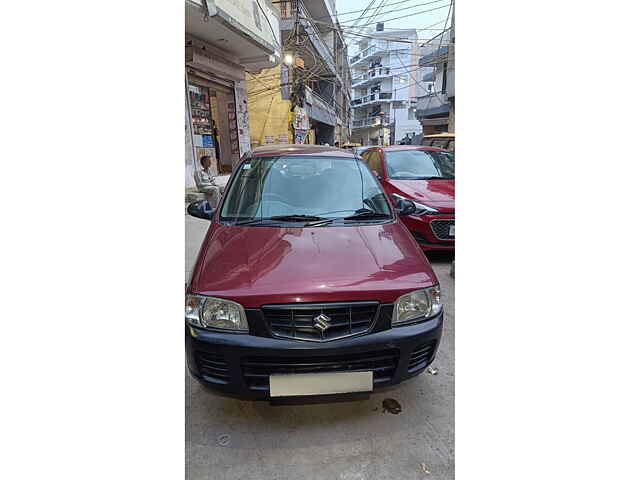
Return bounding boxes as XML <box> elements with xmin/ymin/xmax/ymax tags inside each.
<box><xmin>185</xmin><ymin>145</ymin><xmax>443</xmax><ymax>399</ymax></box>
<box><xmin>360</xmin><ymin>146</ymin><xmax>454</xmax><ymax>252</ymax></box>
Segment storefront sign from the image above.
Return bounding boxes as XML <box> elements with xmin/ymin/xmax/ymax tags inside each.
<box><xmin>293</xmin><ymin>106</ymin><xmax>309</xmax><ymax>131</ymax></box>
<box><xmin>294</xmin><ymin>129</ymin><xmax>307</xmax><ymax>145</ymax></box>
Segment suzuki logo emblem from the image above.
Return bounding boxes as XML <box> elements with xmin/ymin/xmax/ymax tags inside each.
<box><xmin>313</xmin><ymin>313</ymin><xmax>331</xmax><ymax>333</ymax></box>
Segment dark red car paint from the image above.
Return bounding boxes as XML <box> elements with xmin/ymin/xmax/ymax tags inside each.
<box><xmin>186</xmin><ymin>145</ymin><xmax>444</xmax><ymax>398</ymax></box>
<box><xmin>361</xmin><ymin>146</ymin><xmax>455</xmax><ymax>252</ymax></box>
<box><xmin>190</xmin><ymin>145</ymin><xmax>439</xmax><ymax>306</ymax></box>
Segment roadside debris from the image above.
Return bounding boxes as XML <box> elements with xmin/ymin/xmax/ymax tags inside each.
<box><xmin>217</xmin><ymin>434</ymin><xmax>230</xmax><ymax>447</ymax></box>
<box><xmin>427</xmin><ymin>366</ymin><xmax>439</xmax><ymax>375</ymax></box>
<box><xmin>382</xmin><ymin>398</ymin><xmax>402</xmax><ymax>414</ymax></box>
<box><xmin>420</xmin><ymin>463</ymin><xmax>431</xmax><ymax>475</ymax></box>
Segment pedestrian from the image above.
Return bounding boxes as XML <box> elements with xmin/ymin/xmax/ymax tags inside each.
<box><xmin>194</xmin><ymin>155</ymin><xmax>221</xmax><ymax>209</ymax></box>
<box><xmin>334</xmin><ymin>141</ymin><xmax>340</xmax><ymax>148</ymax></box>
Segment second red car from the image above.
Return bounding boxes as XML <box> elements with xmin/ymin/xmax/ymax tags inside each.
<box><xmin>360</xmin><ymin>146</ymin><xmax>454</xmax><ymax>252</ymax></box>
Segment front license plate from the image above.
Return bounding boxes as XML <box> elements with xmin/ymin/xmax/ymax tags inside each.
<box><xmin>269</xmin><ymin>371</ymin><xmax>373</xmax><ymax>397</ymax></box>
<box><xmin>449</xmin><ymin>225</ymin><xmax>455</xmax><ymax>237</ymax></box>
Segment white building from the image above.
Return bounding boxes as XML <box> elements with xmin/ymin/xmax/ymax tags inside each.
<box><xmin>349</xmin><ymin>25</ymin><xmax>422</xmax><ymax>145</ymax></box>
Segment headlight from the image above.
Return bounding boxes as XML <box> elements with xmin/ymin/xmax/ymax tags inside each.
<box><xmin>185</xmin><ymin>294</ymin><xmax>248</xmax><ymax>331</ymax></box>
<box><xmin>392</xmin><ymin>193</ymin><xmax>439</xmax><ymax>215</ymax></box>
<box><xmin>392</xmin><ymin>286</ymin><xmax>442</xmax><ymax>326</ymax></box>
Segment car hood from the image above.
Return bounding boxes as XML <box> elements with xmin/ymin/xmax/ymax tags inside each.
<box><xmin>387</xmin><ymin>178</ymin><xmax>454</xmax><ymax>211</ymax></box>
<box><xmin>190</xmin><ymin>221</ymin><xmax>437</xmax><ymax>307</ymax></box>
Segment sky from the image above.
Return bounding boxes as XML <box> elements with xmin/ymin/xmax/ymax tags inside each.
<box><xmin>335</xmin><ymin>0</ymin><xmax>453</xmax><ymax>49</ymax></box>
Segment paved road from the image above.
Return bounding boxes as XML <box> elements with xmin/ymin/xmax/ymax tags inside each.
<box><xmin>186</xmin><ymin>214</ymin><xmax>454</xmax><ymax>480</ymax></box>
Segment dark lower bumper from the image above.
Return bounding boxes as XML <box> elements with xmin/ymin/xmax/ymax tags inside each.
<box><xmin>185</xmin><ymin>311</ymin><xmax>443</xmax><ymax>400</ymax></box>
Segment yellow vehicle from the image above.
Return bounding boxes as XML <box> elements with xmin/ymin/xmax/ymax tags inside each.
<box><xmin>421</xmin><ymin>132</ymin><xmax>455</xmax><ymax>151</ymax></box>
<box><xmin>341</xmin><ymin>142</ymin><xmax>362</xmax><ymax>152</ymax></box>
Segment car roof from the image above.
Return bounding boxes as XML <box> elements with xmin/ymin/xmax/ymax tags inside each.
<box><xmin>362</xmin><ymin>145</ymin><xmax>449</xmax><ymax>152</ymax></box>
<box><xmin>424</xmin><ymin>132</ymin><xmax>455</xmax><ymax>138</ymax></box>
<box><xmin>250</xmin><ymin>144</ymin><xmax>358</xmax><ymax>158</ymax></box>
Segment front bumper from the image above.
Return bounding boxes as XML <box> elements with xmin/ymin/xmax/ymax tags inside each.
<box><xmin>186</xmin><ymin>311</ymin><xmax>443</xmax><ymax>400</ymax></box>
<box><xmin>402</xmin><ymin>215</ymin><xmax>454</xmax><ymax>252</ymax></box>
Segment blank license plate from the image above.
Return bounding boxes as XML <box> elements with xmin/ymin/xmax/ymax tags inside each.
<box><xmin>269</xmin><ymin>371</ymin><xmax>373</xmax><ymax>397</ymax></box>
<box><xmin>449</xmin><ymin>225</ymin><xmax>455</xmax><ymax>236</ymax></box>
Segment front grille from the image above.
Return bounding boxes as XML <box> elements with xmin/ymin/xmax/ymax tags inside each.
<box><xmin>430</xmin><ymin>219</ymin><xmax>455</xmax><ymax>240</ymax></box>
<box><xmin>408</xmin><ymin>342</ymin><xmax>436</xmax><ymax>373</ymax></box>
<box><xmin>242</xmin><ymin>350</ymin><xmax>399</xmax><ymax>391</ymax></box>
<box><xmin>195</xmin><ymin>351</ymin><xmax>230</xmax><ymax>384</ymax></box>
<box><xmin>262</xmin><ymin>302</ymin><xmax>379</xmax><ymax>342</ymax></box>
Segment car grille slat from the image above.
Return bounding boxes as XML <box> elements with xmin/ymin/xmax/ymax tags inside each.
<box><xmin>262</xmin><ymin>302</ymin><xmax>379</xmax><ymax>342</ymax></box>
<box><xmin>407</xmin><ymin>342</ymin><xmax>437</xmax><ymax>373</ymax></box>
<box><xmin>242</xmin><ymin>350</ymin><xmax>399</xmax><ymax>391</ymax></box>
<box><xmin>430</xmin><ymin>219</ymin><xmax>455</xmax><ymax>240</ymax></box>
<box><xmin>195</xmin><ymin>352</ymin><xmax>231</xmax><ymax>383</ymax></box>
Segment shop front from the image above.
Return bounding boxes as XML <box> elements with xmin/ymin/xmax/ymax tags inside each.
<box><xmin>186</xmin><ymin>70</ymin><xmax>241</xmax><ymax>176</ymax></box>
<box><xmin>185</xmin><ymin>0</ymin><xmax>280</xmax><ymax>187</ymax></box>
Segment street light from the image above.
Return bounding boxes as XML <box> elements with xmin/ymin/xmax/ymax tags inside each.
<box><xmin>284</xmin><ymin>53</ymin><xmax>294</xmax><ymax>65</ymax></box>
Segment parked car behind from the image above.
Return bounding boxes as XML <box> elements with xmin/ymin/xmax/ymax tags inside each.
<box><xmin>360</xmin><ymin>146</ymin><xmax>454</xmax><ymax>252</ymax></box>
<box><xmin>185</xmin><ymin>144</ymin><xmax>444</xmax><ymax>399</ymax></box>
<box><xmin>421</xmin><ymin>132</ymin><xmax>455</xmax><ymax>152</ymax></box>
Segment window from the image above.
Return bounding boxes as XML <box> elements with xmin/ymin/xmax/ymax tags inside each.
<box><xmin>220</xmin><ymin>155</ymin><xmax>391</xmax><ymax>223</ymax></box>
<box><xmin>384</xmin><ymin>150</ymin><xmax>454</xmax><ymax>180</ymax></box>
<box><xmin>442</xmin><ymin>62</ymin><xmax>448</xmax><ymax>93</ymax></box>
<box><xmin>397</xmin><ymin>74</ymin><xmax>408</xmax><ymax>84</ymax></box>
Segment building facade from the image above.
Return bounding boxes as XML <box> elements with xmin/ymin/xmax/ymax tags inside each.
<box><xmin>246</xmin><ymin>0</ymin><xmax>351</xmax><ymax>148</ymax></box>
<box><xmin>349</xmin><ymin>25</ymin><xmax>421</xmax><ymax>146</ymax></box>
<box><xmin>185</xmin><ymin>0</ymin><xmax>281</xmax><ymax>187</ymax></box>
<box><xmin>415</xmin><ymin>21</ymin><xmax>455</xmax><ymax>135</ymax></box>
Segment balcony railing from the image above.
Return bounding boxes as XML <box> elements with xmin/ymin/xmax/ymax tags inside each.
<box><xmin>352</xmin><ymin>66</ymin><xmax>392</xmax><ymax>85</ymax></box>
<box><xmin>415</xmin><ymin>92</ymin><xmax>450</xmax><ymax>118</ymax></box>
<box><xmin>352</xmin><ymin>117</ymin><xmax>390</xmax><ymax>128</ymax></box>
<box><xmin>351</xmin><ymin>91</ymin><xmax>394</xmax><ymax>107</ymax></box>
<box><xmin>349</xmin><ymin>44</ymin><xmax>384</xmax><ymax>65</ymax></box>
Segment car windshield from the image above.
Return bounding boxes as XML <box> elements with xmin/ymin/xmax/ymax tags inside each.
<box><xmin>220</xmin><ymin>155</ymin><xmax>392</xmax><ymax>225</ymax></box>
<box><xmin>385</xmin><ymin>150</ymin><xmax>455</xmax><ymax>180</ymax></box>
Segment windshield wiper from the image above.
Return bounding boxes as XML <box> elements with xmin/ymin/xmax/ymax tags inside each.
<box><xmin>267</xmin><ymin>214</ymin><xmax>328</xmax><ymax>221</ymax></box>
<box><xmin>234</xmin><ymin>214</ymin><xmax>327</xmax><ymax>225</ymax></box>
<box><xmin>342</xmin><ymin>209</ymin><xmax>391</xmax><ymax>221</ymax></box>
<box><xmin>394</xmin><ymin>176</ymin><xmax>453</xmax><ymax>180</ymax></box>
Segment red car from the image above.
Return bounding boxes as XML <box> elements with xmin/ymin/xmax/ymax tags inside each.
<box><xmin>186</xmin><ymin>145</ymin><xmax>443</xmax><ymax>399</ymax></box>
<box><xmin>360</xmin><ymin>146</ymin><xmax>454</xmax><ymax>252</ymax></box>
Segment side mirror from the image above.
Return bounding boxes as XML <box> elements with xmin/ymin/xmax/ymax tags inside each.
<box><xmin>395</xmin><ymin>198</ymin><xmax>416</xmax><ymax>216</ymax></box>
<box><xmin>187</xmin><ymin>200</ymin><xmax>213</xmax><ymax>220</ymax></box>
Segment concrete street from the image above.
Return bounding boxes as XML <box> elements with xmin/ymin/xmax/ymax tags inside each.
<box><xmin>186</xmin><ymin>214</ymin><xmax>455</xmax><ymax>480</ymax></box>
